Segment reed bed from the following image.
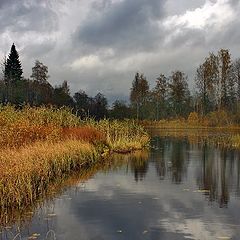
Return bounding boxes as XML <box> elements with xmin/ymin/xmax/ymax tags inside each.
<box><xmin>0</xmin><ymin>105</ymin><xmax>80</xmax><ymax>127</ymax></box>
<box><xmin>0</xmin><ymin>105</ymin><xmax>149</xmax><ymax>150</ymax></box>
<box><xmin>0</xmin><ymin>105</ymin><xmax>81</xmax><ymax>148</ymax></box>
<box><xmin>0</xmin><ymin>140</ymin><xmax>99</xmax><ymax>209</ymax></box>
<box><xmin>0</xmin><ymin>105</ymin><xmax>150</xmax><ymax>210</ymax></box>
<box><xmin>0</xmin><ymin>150</ymin><xmax>149</xmax><ymax>228</ymax></box>
<box><xmin>230</xmin><ymin>134</ymin><xmax>240</xmax><ymax>148</ymax></box>
<box><xmin>86</xmin><ymin>119</ymin><xmax>150</xmax><ymax>152</ymax></box>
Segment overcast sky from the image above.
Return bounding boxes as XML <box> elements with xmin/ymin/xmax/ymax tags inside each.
<box><xmin>0</xmin><ymin>0</ymin><xmax>239</xmax><ymax>102</ymax></box>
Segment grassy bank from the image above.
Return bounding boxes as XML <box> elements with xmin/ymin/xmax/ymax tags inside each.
<box><xmin>0</xmin><ymin>105</ymin><xmax>150</xmax><ymax>210</ymax></box>
<box><xmin>0</xmin><ymin>140</ymin><xmax>98</xmax><ymax>209</ymax></box>
<box><xmin>142</xmin><ymin>111</ymin><xmax>240</xmax><ymax>149</ymax></box>
<box><xmin>148</xmin><ymin>127</ymin><xmax>240</xmax><ymax>150</ymax></box>
<box><xmin>87</xmin><ymin>119</ymin><xmax>149</xmax><ymax>153</ymax></box>
<box><xmin>141</xmin><ymin>111</ymin><xmax>240</xmax><ymax>130</ymax></box>
<box><xmin>0</xmin><ymin>150</ymin><xmax>149</xmax><ymax>227</ymax></box>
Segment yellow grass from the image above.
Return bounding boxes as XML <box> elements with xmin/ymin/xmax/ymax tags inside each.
<box><xmin>0</xmin><ymin>140</ymin><xmax>99</xmax><ymax>209</ymax></box>
<box><xmin>0</xmin><ymin>105</ymin><xmax>150</xmax><ymax>210</ymax></box>
<box><xmin>0</xmin><ymin>150</ymin><xmax>149</xmax><ymax>226</ymax></box>
<box><xmin>142</xmin><ymin>111</ymin><xmax>240</xmax><ymax>130</ymax></box>
<box><xmin>86</xmin><ymin>119</ymin><xmax>150</xmax><ymax>152</ymax></box>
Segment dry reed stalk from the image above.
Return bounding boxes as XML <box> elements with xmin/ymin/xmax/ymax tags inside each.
<box><xmin>0</xmin><ymin>105</ymin><xmax>150</xmax><ymax>211</ymax></box>
<box><xmin>0</xmin><ymin>140</ymin><xmax>99</xmax><ymax>209</ymax></box>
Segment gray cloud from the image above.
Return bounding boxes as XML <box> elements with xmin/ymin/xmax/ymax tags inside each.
<box><xmin>0</xmin><ymin>0</ymin><xmax>14</xmax><ymax>8</ymax></box>
<box><xmin>0</xmin><ymin>0</ymin><xmax>58</xmax><ymax>33</ymax></box>
<box><xmin>0</xmin><ymin>0</ymin><xmax>240</xmax><ymax>103</ymax></box>
<box><xmin>164</xmin><ymin>0</ymin><xmax>206</xmax><ymax>15</ymax></box>
<box><xmin>23</xmin><ymin>41</ymin><xmax>57</xmax><ymax>60</ymax></box>
<box><xmin>74</xmin><ymin>0</ymin><xmax>166</xmax><ymax>54</ymax></box>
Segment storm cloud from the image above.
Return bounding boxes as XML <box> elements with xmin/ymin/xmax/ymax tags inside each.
<box><xmin>0</xmin><ymin>0</ymin><xmax>239</xmax><ymax>102</ymax></box>
<box><xmin>74</xmin><ymin>0</ymin><xmax>166</xmax><ymax>53</ymax></box>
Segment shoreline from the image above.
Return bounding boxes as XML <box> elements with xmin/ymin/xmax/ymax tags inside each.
<box><xmin>146</xmin><ymin>126</ymin><xmax>240</xmax><ymax>149</ymax></box>
<box><xmin>0</xmin><ymin>106</ymin><xmax>150</xmax><ymax>211</ymax></box>
<box><xmin>0</xmin><ymin>139</ymin><xmax>149</xmax><ymax>211</ymax></box>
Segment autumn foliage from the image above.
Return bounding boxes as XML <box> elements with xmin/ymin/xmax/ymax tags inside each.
<box><xmin>62</xmin><ymin>126</ymin><xmax>106</xmax><ymax>144</ymax></box>
<box><xmin>0</xmin><ymin>105</ymin><xmax>149</xmax><ymax>211</ymax></box>
<box><xmin>0</xmin><ymin>105</ymin><xmax>106</xmax><ymax>148</ymax></box>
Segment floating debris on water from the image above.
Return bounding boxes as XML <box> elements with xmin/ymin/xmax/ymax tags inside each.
<box><xmin>28</xmin><ymin>233</ymin><xmax>40</xmax><ymax>240</ymax></box>
<box><xmin>194</xmin><ymin>189</ymin><xmax>210</xmax><ymax>193</ymax></box>
<box><xmin>47</xmin><ymin>213</ymin><xmax>57</xmax><ymax>217</ymax></box>
<box><xmin>217</xmin><ymin>237</ymin><xmax>231</xmax><ymax>240</ymax></box>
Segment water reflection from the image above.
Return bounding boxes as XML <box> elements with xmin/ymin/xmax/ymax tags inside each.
<box><xmin>151</xmin><ymin>135</ymin><xmax>240</xmax><ymax>207</ymax></box>
<box><xmin>0</xmin><ymin>150</ymin><xmax>150</xmax><ymax>229</ymax></box>
<box><xmin>1</xmin><ymin>134</ymin><xmax>240</xmax><ymax>240</ymax></box>
<box><xmin>130</xmin><ymin>151</ymin><xmax>149</xmax><ymax>182</ymax></box>
<box><xmin>152</xmin><ymin>137</ymin><xmax>190</xmax><ymax>184</ymax></box>
<box><xmin>195</xmin><ymin>144</ymin><xmax>240</xmax><ymax>208</ymax></box>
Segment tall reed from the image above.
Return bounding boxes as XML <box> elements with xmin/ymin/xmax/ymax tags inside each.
<box><xmin>0</xmin><ymin>140</ymin><xmax>99</xmax><ymax>209</ymax></box>
<box><xmin>0</xmin><ymin>105</ymin><xmax>150</xmax><ymax>210</ymax></box>
<box><xmin>86</xmin><ymin>119</ymin><xmax>150</xmax><ymax>152</ymax></box>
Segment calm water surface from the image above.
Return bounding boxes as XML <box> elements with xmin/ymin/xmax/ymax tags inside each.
<box><xmin>2</xmin><ymin>135</ymin><xmax>240</xmax><ymax>240</ymax></box>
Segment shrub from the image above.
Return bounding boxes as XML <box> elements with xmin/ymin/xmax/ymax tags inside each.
<box><xmin>187</xmin><ymin>112</ymin><xmax>199</xmax><ymax>124</ymax></box>
<box><xmin>207</xmin><ymin>110</ymin><xmax>232</xmax><ymax>127</ymax></box>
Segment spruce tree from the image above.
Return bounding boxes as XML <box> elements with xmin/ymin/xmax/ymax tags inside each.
<box><xmin>4</xmin><ymin>43</ymin><xmax>24</xmax><ymax>103</ymax></box>
<box><xmin>4</xmin><ymin>43</ymin><xmax>23</xmax><ymax>84</ymax></box>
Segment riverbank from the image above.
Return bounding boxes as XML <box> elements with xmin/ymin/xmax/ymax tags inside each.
<box><xmin>141</xmin><ymin>111</ymin><xmax>240</xmax><ymax>130</ymax></box>
<box><xmin>141</xmin><ymin>112</ymin><xmax>240</xmax><ymax>149</ymax></box>
<box><xmin>0</xmin><ymin>105</ymin><xmax>150</xmax><ymax>210</ymax></box>
<box><xmin>0</xmin><ymin>150</ymin><xmax>150</xmax><ymax>227</ymax></box>
<box><xmin>147</xmin><ymin>126</ymin><xmax>240</xmax><ymax>150</ymax></box>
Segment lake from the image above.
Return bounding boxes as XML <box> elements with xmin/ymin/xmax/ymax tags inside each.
<box><xmin>1</xmin><ymin>132</ymin><xmax>240</xmax><ymax>240</ymax></box>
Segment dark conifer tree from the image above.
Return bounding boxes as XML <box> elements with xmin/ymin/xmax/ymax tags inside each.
<box><xmin>4</xmin><ymin>43</ymin><xmax>23</xmax><ymax>83</ymax></box>
<box><xmin>4</xmin><ymin>43</ymin><xmax>24</xmax><ymax>104</ymax></box>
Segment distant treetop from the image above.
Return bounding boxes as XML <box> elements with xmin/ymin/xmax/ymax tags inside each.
<box><xmin>4</xmin><ymin>43</ymin><xmax>23</xmax><ymax>83</ymax></box>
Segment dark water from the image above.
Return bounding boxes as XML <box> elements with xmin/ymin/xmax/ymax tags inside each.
<box><xmin>2</xmin><ymin>136</ymin><xmax>240</xmax><ymax>240</ymax></box>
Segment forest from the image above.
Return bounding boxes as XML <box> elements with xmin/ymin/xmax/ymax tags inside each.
<box><xmin>1</xmin><ymin>44</ymin><xmax>240</xmax><ymax>124</ymax></box>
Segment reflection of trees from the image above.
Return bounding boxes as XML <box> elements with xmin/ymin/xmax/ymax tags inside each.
<box><xmin>151</xmin><ymin>134</ymin><xmax>240</xmax><ymax>207</ymax></box>
<box><xmin>152</xmin><ymin>137</ymin><xmax>166</xmax><ymax>180</ymax></box>
<box><xmin>197</xmin><ymin>143</ymin><xmax>217</xmax><ymax>203</ymax></box>
<box><xmin>0</xmin><ymin>151</ymin><xmax>150</xmax><ymax>228</ymax></box>
<box><xmin>195</xmin><ymin>144</ymin><xmax>240</xmax><ymax>207</ymax></box>
<box><xmin>237</xmin><ymin>153</ymin><xmax>240</xmax><ymax>197</ymax></box>
<box><xmin>169</xmin><ymin>139</ymin><xmax>189</xmax><ymax>183</ymax></box>
<box><xmin>151</xmin><ymin>137</ymin><xmax>189</xmax><ymax>184</ymax></box>
<box><xmin>219</xmin><ymin>150</ymin><xmax>229</xmax><ymax>207</ymax></box>
<box><xmin>129</xmin><ymin>151</ymin><xmax>150</xmax><ymax>182</ymax></box>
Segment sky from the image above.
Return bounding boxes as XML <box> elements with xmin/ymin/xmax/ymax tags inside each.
<box><xmin>0</xmin><ymin>0</ymin><xmax>239</xmax><ymax>103</ymax></box>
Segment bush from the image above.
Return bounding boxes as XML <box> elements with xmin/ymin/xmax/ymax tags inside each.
<box><xmin>206</xmin><ymin>110</ymin><xmax>232</xmax><ymax>127</ymax></box>
<box><xmin>187</xmin><ymin>112</ymin><xmax>199</xmax><ymax>124</ymax></box>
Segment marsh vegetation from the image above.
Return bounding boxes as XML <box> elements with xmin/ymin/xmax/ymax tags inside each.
<box><xmin>0</xmin><ymin>105</ymin><xmax>149</xmax><ymax>211</ymax></box>
<box><xmin>1</xmin><ymin>133</ymin><xmax>240</xmax><ymax>240</ymax></box>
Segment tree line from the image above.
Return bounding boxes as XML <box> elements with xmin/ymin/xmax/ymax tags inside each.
<box><xmin>129</xmin><ymin>49</ymin><xmax>240</xmax><ymax>122</ymax></box>
<box><xmin>1</xmin><ymin>44</ymin><xmax>240</xmax><ymax>121</ymax></box>
<box><xmin>0</xmin><ymin>44</ymin><xmax>108</xmax><ymax>120</ymax></box>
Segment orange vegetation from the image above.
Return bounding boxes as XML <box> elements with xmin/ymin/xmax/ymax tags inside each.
<box><xmin>61</xmin><ymin>126</ymin><xmax>106</xmax><ymax>144</ymax></box>
<box><xmin>0</xmin><ymin>106</ymin><xmax>150</xmax><ymax>210</ymax></box>
<box><xmin>0</xmin><ymin>122</ymin><xmax>105</xmax><ymax>148</ymax></box>
<box><xmin>0</xmin><ymin>140</ymin><xmax>98</xmax><ymax>209</ymax></box>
